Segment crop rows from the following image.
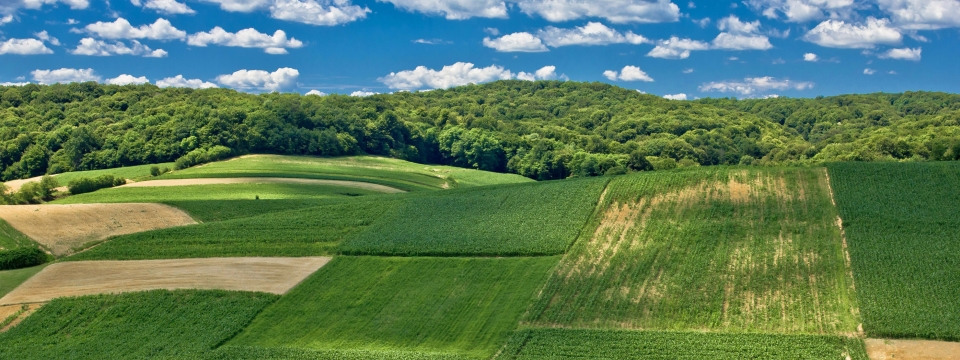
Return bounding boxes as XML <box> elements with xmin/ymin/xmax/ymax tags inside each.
<box><xmin>341</xmin><ymin>178</ymin><xmax>608</xmax><ymax>256</ymax></box>
<box><xmin>207</xmin><ymin>346</ymin><xmax>469</xmax><ymax>360</ymax></box>
<box><xmin>0</xmin><ymin>289</ymin><xmax>278</xmax><ymax>360</ymax></box>
<box><xmin>828</xmin><ymin>162</ymin><xmax>960</xmax><ymax>340</ymax></box>
<box><xmin>526</xmin><ymin>167</ymin><xmax>859</xmax><ymax>334</ymax></box>
<box><xmin>231</xmin><ymin>256</ymin><xmax>559</xmax><ymax>359</ymax></box>
<box><xmin>54</xmin><ymin>183</ymin><xmax>383</xmax><ymax>204</ymax></box>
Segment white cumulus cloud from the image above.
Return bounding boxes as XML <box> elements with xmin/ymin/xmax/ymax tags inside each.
<box><xmin>0</xmin><ymin>15</ymin><xmax>13</xmax><ymax>25</ymax></box>
<box><xmin>82</xmin><ymin>18</ymin><xmax>186</xmax><ymax>40</ymax></box>
<box><xmin>156</xmin><ymin>75</ymin><xmax>219</xmax><ymax>88</ymax></box>
<box><xmin>15</xmin><ymin>0</ymin><xmax>89</xmax><ymax>11</ymax></box>
<box><xmin>379</xmin><ymin>62</ymin><xmax>515</xmax><ymax>90</ymax></box>
<box><xmin>350</xmin><ymin>90</ymin><xmax>377</xmax><ymax>97</ymax></box>
<box><xmin>482</xmin><ymin>32</ymin><xmax>548</xmax><ymax>52</ymax></box>
<box><xmin>646</xmin><ymin>36</ymin><xmax>710</xmax><ymax>59</ymax></box>
<box><xmin>803</xmin><ymin>17</ymin><xmax>902</xmax><ymax>48</ymax></box>
<box><xmin>864</xmin><ymin>68</ymin><xmax>876</xmax><ymax>75</ymax></box>
<box><xmin>378</xmin><ymin>0</ymin><xmax>507</xmax><ymax>20</ymax></box>
<box><xmin>804</xmin><ymin>52</ymin><xmax>819</xmax><ymax>61</ymax></box>
<box><xmin>34</xmin><ymin>30</ymin><xmax>60</xmax><ymax>45</ymax></box>
<box><xmin>603</xmin><ymin>65</ymin><xmax>654</xmax><ymax>82</ymax></box>
<box><xmin>517</xmin><ymin>65</ymin><xmax>558</xmax><ymax>81</ymax></box>
<box><xmin>71</xmin><ymin>38</ymin><xmax>167</xmax><ymax>57</ymax></box>
<box><xmin>270</xmin><ymin>0</ymin><xmax>370</xmax><ymax>25</ymax></box>
<box><xmin>536</xmin><ymin>22</ymin><xmax>650</xmax><ymax>47</ymax></box>
<box><xmin>187</xmin><ymin>27</ymin><xmax>303</xmax><ymax>54</ymax></box>
<box><xmin>106</xmin><ymin>74</ymin><xmax>150</xmax><ymax>85</ymax></box>
<box><xmin>712</xmin><ymin>15</ymin><xmax>772</xmax><ymax>50</ymax></box>
<box><xmin>199</xmin><ymin>0</ymin><xmax>269</xmax><ymax>12</ymax></box>
<box><xmin>216</xmin><ymin>67</ymin><xmax>300</xmax><ymax>91</ymax></box>
<box><xmin>305</xmin><ymin>89</ymin><xmax>327</xmax><ymax>96</ymax></box>
<box><xmin>746</xmin><ymin>0</ymin><xmax>855</xmax><ymax>23</ymax></box>
<box><xmin>133</xmin><ymin>0</ymin><xmax>195</xmax><ymax>14</ymax></box>
<box><xmin>699</xmin><ymin>76</ymin><xmax>813</xmax><ymax>95</ymax></box>
<box><xmin>879</xmin><ymin>47</ymin><xmax>921</xmax><ymax>61</ymax></box>
<box><xmin>32</xmin><ymin>68</ymin><xmax>100</xmax><ymax>84</ymax></box>
<box><xmin>663</xmin><ymin>93</ymin><xmax>687</xmax><ymax>100</ymax></box>
<box><xmin>0</xmin><ymin>38</ymin><xmax>54</xmax><ymax>55</ymax></box>
<box><xmin>517</xmin><ymin>0</ymin><xmax>680</xmax><ymax>23</ymax></box>
<box><xmin>878</xmin><ymin>0</ymin><xmax>960</xmax><ymax>30</ymax></box>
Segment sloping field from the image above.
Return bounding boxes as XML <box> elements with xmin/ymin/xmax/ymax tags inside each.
<box><xmin>0</xmin><ymin>264</ymin><xmax>49</xmax><ymax>299</ymax></box>
<box><xmin>0</xmin><ymin>290</ymin><xmax>277</xmax><ymax>360</ymax></box>
<box><xmin>231</xmin><ymin>256</ymin><xmax>558</xmax><ymax>359</ymax></box>
<box><xmin>2</xmin><ymin>163</ymin><xmax>174</xmax><ymax>192</ymax></box>
<box><xmin>0</xmin><ymin>257</ymin><xmax>330</xmax><ymax>305</ymax></box>
<box><xmin>525</xmin><ymin>167</ymin><xmax>859</xmax><ymax>334</ymax></box>
<box><xmin>54</xmin><ymin>183</ymin><xmax>386</xmax><ymax>204</ymax></box>
<box><xmin>865</xmin><ymin>339</ymin><xmax>960</xmax><ymax>360</ymax></box>
<box><xmin>120</xmin><ymin>177</ymin><xmax>405</xmax><ymax>193</ymax></box>
<box><xmin>0</xmin><ymin>204</ymin><xmax>196</xmax><ymax>256</ymax></box>
<box><xmin>828</xmin><ymin>162</ymin><xmax>960</xmax><ymax>340</ymax></box>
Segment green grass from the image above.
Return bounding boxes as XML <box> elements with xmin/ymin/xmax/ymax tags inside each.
<box><xmin>53</xmin><ymin>183</ymin><xmax>386</xmax><ymax>204</ymax></box>
<box><xmin>496</xmin><ymin>328</ymin><xmax>868</xmax><ymax>360</ymax></box>
<box><xmin>66</xmin><ymin>197</ymin><xmax>402</xmax><ymax>260</ymax></box>
<box><xmin>827</xmin><ymin>162</ymin><xmax>960</xmax><ymax>341</ymax></box>
<box><xmin>341</xmin><ymin>178</ymin><xmax>608</xmax><ymax>256</ymax></box>
<box><xmin>0</xmin><ymin>219</ymin><xmax>37</xmax><ymax>251</ymax></box>
<box><xmin>0</xmin><ymin>289</ymin><xmax>278</xmax><ymax>360</ymax></box>
<box><xmin>47</xmin><ymin>162</ymin><xmax>175</xmax><ymax>184</ymax></box>
<box><xmin>525</xmin><ymin>167</ymin><xmax>859</xmax><ymax>334</ymax></box>
<box><xmin>231</xmin><ymin>256</ymin><xmax>559</xmax><ymax>359</ymax></box>
<box><xmin>0</xmin><ymin>263</ymin><xmax>50</xmax><ymax>298</ymax></box>
<box><xmin>207</xmin><ymin>346</ymin><xmax>469</xmax><ymax>360</ymax></box>
<box><xmin>163</xmin><ymin>199</ymin><xmax>340</xmax><ymax>222</ymax></box>
<box><xmin>160</xmin><ymin>155</ymin><xmax>532</xmax><ymax>191</ymax></box>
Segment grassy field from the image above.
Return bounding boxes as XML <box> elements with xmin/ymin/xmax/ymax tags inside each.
<box><xmin>44</xmin><ymin>163</ymin><xmax>176</xmax><ymax>185</ymax></box>
<box><xmin>0</xmin><ymin>263</ymin><xmax>49</xmax><ymax>298</ymax></box>
<box><xmin>525</xmin><ymin>167</ymin><xmax>859</xmax><ymax>334</ymax></box>
<box><xmin>231</xmin><ymin>256</ymin><xmax>559</xmax><ymax>359</ymax></box>
<box><xmin>160</xmin><ymin>155</ymin><xmax>532</xmax><ymax>191</ymax></box>
<box><xmin>341</xmin><ymin>178</ymin><xmax>608</xmax><ymax>256</ymax></box>
<box><xmin>0</xmin><ymin>219</ymin><xmax>37</xmax><ymax>251</ymax></box>
<box><xmin>0</xmin><ymin>290</ymin><xmax>277</xmax><ymax>360</ymax></box>
<box><xmin>162</xmin><ymin>199</ymin><xmax>339</xmax><ymax>222</ymax></box>
<box><xmin>53</xmin><ymin>183</ymin><xmax>386</xmax><ymax>204</ymax></box>
<box><xmin>828</xmin><ymin>162</ymin><xmax>960</xmax><ymax>341</ymax></box>
<box><xmin>67</xmin><ymin>198</ymin><xmax>402</xmax><ymax>260</ymax></box>
<box><xmin>497</xmin><ymin>328</ymin><xmax>868</xmax><ymax>359</ymax></box>
<box><xmin>207</xmin><ymin>346</ymin><xmax>468</xmax><ymax>360</ymax></box>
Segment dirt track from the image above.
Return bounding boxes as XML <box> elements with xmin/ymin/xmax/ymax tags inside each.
<box><xmin>866</xmin><ymin>338</ymin><xmax>960</xmax><ymax>360</ymax></box>
<box><xmin>120</xmin><ymin>177</ymin><xmax>405</xmax><ymax>193</ymax></box>
<box><xmin>0</xmin><ymin>257</ymin><xmax>331</xmax><ymax>305</ymax></box>
<box><xmin>0</xmin><ymin>204</ymin><xmax>196</xmax><ymax>256</ymax></box>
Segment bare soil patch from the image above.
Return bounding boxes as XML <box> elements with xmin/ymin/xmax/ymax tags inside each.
<box><xmin>866</xmin><ymin>338</ymin><xmax>960</xmax><ymax>360</ymax></box>
<box><xmin>0</xmin><ymin>204</ymin><xmax>196</xmax><ymax>256</ymax></box>
<box><xmin>0</xmin><ymin>257</ymin><xmax>331</xmax><ymax>305</ymax></box>
<box><xmin>0</xmin><ymin>303</ymin><xmax>41</xmax><ymax>332</ymax></box>
<box><xmin>121</xmin><ymin>177</ymin><xmax>405</xmax><ymax>193</ymax></box>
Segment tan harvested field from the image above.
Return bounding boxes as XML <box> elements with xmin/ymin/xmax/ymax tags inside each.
<box><xmin>2</xmin><ymin>175</ymin><xmax>67</xmax><ymax>193</ymax></box>
<box><xmin>121</xmin><ymin>177</ymin><xmax>405</xmax><ymax>193</ymax></box>
<box><xmin>0</xmin><ymin>303</ymin><xmax>41</xmax><ymax>333</ymax></box>
<box><xmin>0</xmin><ymin>257</ymin><xmax>331</xmax><ymax>305</ymax></box>
<box><xmin>0</xmin><ymin>204</ymin><xmax>196</xmax><ymax>256</ymax></box>
<box><xmin>866</xmin><ymin>338</ymin><xmax>960</xmax><ymax>360</ymax></box>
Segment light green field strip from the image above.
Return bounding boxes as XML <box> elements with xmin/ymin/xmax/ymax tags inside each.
<box><xmin>121</xmin><ymin>177</ymin><xmax>405</xmax><ymax>193</ymax></box>
<box><xmin>3</xmin><ymin>163</ymin><xmax>174</xmax><ymax>192</ymax></box>
<box><xmin>53</xmin><ymin>183</ymin><xmax>387</xmax><ymax>204</ymax></box>
<box><xmin>0</xmin><ymin>264</ymin><xmax>49</xmax><ymax>299</ymax></box>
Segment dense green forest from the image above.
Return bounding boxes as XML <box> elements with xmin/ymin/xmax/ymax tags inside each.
<box><xmin>1</xmin><ymin>81</ymin><xmax>959</xmax><ymax>181</ymax></box>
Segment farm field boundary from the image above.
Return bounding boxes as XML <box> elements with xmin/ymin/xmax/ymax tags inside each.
<box><xmin>121</xmin><ymin>177</ymin><xmax>405</xmax><ymax>193</ymax></box>
<box><xmin>0</xmin><ymin>257</ymin><xmax>330</xmax><ymax>305</ymax></box>
<box><xmin>0</xmin><ymin>204</ymin><xmax>196</xmax><ymax>256</ymax></box>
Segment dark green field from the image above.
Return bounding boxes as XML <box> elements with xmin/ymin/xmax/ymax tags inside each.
<box><xmin>828</xmin><ymin>162</ymin><xmax>960</xmax><ymax>340</ymax></box>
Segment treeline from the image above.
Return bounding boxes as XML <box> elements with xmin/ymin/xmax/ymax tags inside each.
<box><xmin>1</xmin><ymin>81</ymin><xmax>959</xmax><ymax>181</ymax></box>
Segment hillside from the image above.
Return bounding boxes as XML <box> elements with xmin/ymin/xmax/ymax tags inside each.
<box><xmin>2</xmin><ymin>82</ymin><xmax>959</xmax><ymax>184</ymax></box>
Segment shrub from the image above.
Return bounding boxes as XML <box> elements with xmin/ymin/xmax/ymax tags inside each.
<box><xmin>174</xmin><ymin>146</ymin><xmax>233</xmax><ymax>170</ymax></box>
<box><xmin>150</xmin><ymin>166</ymin><xmax>161</xmax><ymax>177</ymax></box>
<box><xmin>0</xmin><ymin>247</ymin><xmax>50</xmax><ymax>270</ymax></box>
<box><xmin>68</xmin><ymin>175</ymin><xmax>126</xmax><ymax>195</ymax></box>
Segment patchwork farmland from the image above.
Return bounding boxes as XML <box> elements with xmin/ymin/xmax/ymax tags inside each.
<box><xmin>0</xmin><ymin>154</ymin><xmax>957</xmax><ymax>359</ymax></box>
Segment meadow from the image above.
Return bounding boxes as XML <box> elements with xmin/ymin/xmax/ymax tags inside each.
<box><xmin>525</xmin><ymin>167</ymin><xmax>860</xmax><ymax>334</ymax></box>
<box><xmin>828</xmin><ymin>162</ymin><xmax>960</xmax><ymax>340</ymax></box>
<box><xmin>231</xmin><ymin>256</ymin><xmax>559</xmax><ymax>359</ymax></box>
<box><xmin>54</xmin><ymin>183</ymin><xmax>386</xmax><ymax>204</ymax></box>
<box><xmin>497</xmin><ymin>328</ymin><xmax>868</xmax><ymax>359</ymax></box>
<box><xmin>0</xmin><ymin>290</ymin><xmax>278</xmax><ymax>360</ymax></box>
<box><xmin>340</xmin><ymin>178</ymin><xmax>608</xmax><ymax>256</ymax></box>
<box><xmin>46</xmin><ymin>163</ymin><xmax>176</xmax><ymax>185</ymax></box>
<box><xmin>0</xmin><ymin>219</ymin><xmax>35</xmax><ymax>251</ymax></box>
<box><xmin>208</xmin><ymin>346</ymin><xmax>468</xmax><ymax>360</ymax></box>
<box><xmin>0</xmin><ymin>264</ymin><xmax>49</xmax><ymax>298</ymax></box>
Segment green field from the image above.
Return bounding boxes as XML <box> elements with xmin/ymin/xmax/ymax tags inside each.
<box><xmin>45</xmin><ymin>162</ymin><xmax>176</xmax><ymax>185</ymax></box>
<box><xmin>497</xmin><ymin>328</ymin><xmax>868</xmax><ymax>359</ymax></box>
<box><xmin>0</xmin><ymin>290</ymin><xmax>277</xmax><ymax>360</ymax></box>
<box><xmin>828</xmin><ymin>162</ymin><xmax>960</xmax><ymax>340</ymax></box>
<box><xmin>162</xmin><ymin>199</ymin><xmax>341</xmax><ymax>222</ymax></box>
<box><xmin>0</xmin><ymin>219</ymin><xmax>37</xmax><ymax>252</ymax></box>
<box><xmin>526</xmin><ymin>167</ymin><xmax>859</xmax><ymax>334</ymax></box>
<box><xmin>231</xmin><ymin>256</ymin><xmax>559</xmax><ymax>359</ymax></box>
<box><xmin>341</xmin><ymin>178</ymin><xmax>608</xmax><ymax>256</ymax></box>
<box><xmin>160</xmin><ymin>155</ymin><xmax>532</xmax><ymax>191</ymax></box>
<box><xmin>207</xmin><ymin>346</ymin><xmax>468</xmax><ymax>360</ymax></box>
<box><xmin>68</xmin><ymin>198</ymin><xmax>402</xmax><ymax>260</ymax></box>
<box><xmin>0</xmin><ymin>263</ymin><xmax>50</xmax><ymax>298</ymax></box>
<box><xmin>53</xmin><ymin>183</ymin><xmax>387</xmax><ymax>204</ymax></box>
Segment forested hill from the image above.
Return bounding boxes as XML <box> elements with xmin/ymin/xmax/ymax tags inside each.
<box><xmin>1</xmin><ymin>80</ymin><xmax>959</xmax><ymax>181</ymax></box>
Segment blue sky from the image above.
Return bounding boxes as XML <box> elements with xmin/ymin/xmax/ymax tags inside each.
<box><xmin>1</xmin><ymin>0</ymin><xmax>958</xmax><ymax>98</ymax></box>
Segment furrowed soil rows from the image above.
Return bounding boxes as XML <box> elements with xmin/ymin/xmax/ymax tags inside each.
<box><xmin>525</xmin><ymin>167</ymin><xmax>859</xmax><ymax>334</ymax></box>
<box><xmin>0</xmin><ymin>204</ymin><xmax>196</xmax><ymax>256</ymax></box>
<box><xmin>121</xmin><ymin>177</ymin><xmax>405</xmax><ymax>193</ymax></box>
<box><xmin>0</xmin><ymin>257</ymin><xmax>330</xmax><ymax>305</ymax></box>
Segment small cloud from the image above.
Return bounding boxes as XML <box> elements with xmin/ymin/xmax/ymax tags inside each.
<box><xmin>350</xmin><ymin>90</ymin><xmax>377</xmax><ymax>97</ymax></box>
<box><xmin>863</xmin><ymin>68</ymin><xmax>876</xmax><ymax>75</ymax></box>
<box><xmin>888</xmin><ymin>70</ymin><xmax>897</xmax><ymax>75</ymax></box>
<box><xmin>106</xmin><ymin>74</ymin><xmax>150</xmax><ymax>85</ymax></box>
<box><xmin>602</xmin><ymin>65</ymin><xmax>654</xmax><ymax>82</ymax></box>
<box><xmin>484</xmin><ymin>27</ymin><xmax>499</xmax><ymax>36</ymax></box>
<box><xmin>693</xmin><ymin>17</ymin><xmax>710</xmax><ymax>27</ymax></box>
<box><xmin>687</xmin><ymin>1</ymin><xmax>695</xmax><ymax>8</ymax></box>
<box><xmin>156</xmin><ymin>75</ymin><xmax>218</xmax><ymax>88</ymax></box>
<box><xmin>728</xmin><ymin>56</ymin><xmax>739</xmax><ymax>61</ymax></box>
<box><xmin>306</xmin><ymin>89</ymin><xmax>327</xmax><ymax>96</ymax></box>
<box><xmin>67</xmin><ymin>19</ymin><xmax>79</xmax><ymax>25</ymax></box>
<box><xmin>483</xmin><ymin>32</ymin><xmax>548</xmax><ymax>52</ymax></box>
<box><xmin>804</xmin><ymin>53</ymin><xmax>819</xmax><ymax>62</ymax></box>
<box><xmin>413</xmin><ymin>38</ymin><xmax>450</xmax><ymax>45</ymax></box>
<box><xmin>663</xmin><ymin>93</ymin><xmax>687</xmax><ymax>100</ymax></box>
<box><xmin>772</xmin><ymin>58</ymin><xmax>786</xmax><ymax>64</ymax></box>
<box><xmin>683</xmin><ymin>68</ymin><xmax>694</xmax><ymax>74</ymax></box>
<box><xmin>878</xmin><ymin>47</ymin><xmax>921</xmax><ymax>61</ymax></box>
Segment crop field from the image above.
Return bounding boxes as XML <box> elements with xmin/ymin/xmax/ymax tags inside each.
<box><xmin>53</xmin><ymin>183</ymin><xmax>387</xmax><ymax>204</ymax></box>
<box><xmin>0</xmin><ymin>290</ymin><xmax>278</xmax><ymax>360</ymax></box>
<box><xmin>341</xmin><ymin>178</ymin><xmax>608</xmax><ymax>256</ymax></box>
<box><xmin>525</xmin><ymin>167</ymin><xmax>859</xmax><ymax>334</ymax></box>
<box><xmin>231</xmin><ymin>256</ymin><xmax>559</xmax><ymax>359</ymax></box>
<box><xmin>68</xmin><ymin>197</ymin><xmax>402</xmax><ymax>260</ymax></box>
<box><xmin>0</xmin><ymin>219</ymin><xmax>35</xmax><ymax>252</ymax></box>
<box><xmin>496</xmin><ymin>328</ymin><xmax>868</xmax><ymax>359</ymax></box>
<box><xmin>2</xmin><ymin>162</ymin><xmax>175</xmax><ymax>192</ymax></box>
<box><xmin>162</xmin><ymin>199</ymin><xmax>338</xmax><ymax>222</ymax></box>
<box><xmin>0</xmin><ymin>264</ymin><xmax>49</xmax><ymax>299</ymax></box>
<box><xmin>828</xmin><ymin>162</ymin><xmax>960</xmax><ymax>341</ymax></box>
<box><xmin>207</xmin><ymin>346</ymin><xmax>469</xmax><ymax>360</ymax></box>
<box><xmin>160</xmin><ymin>155</ymin><xmax>532</xmax><ymax>191</ymax></box>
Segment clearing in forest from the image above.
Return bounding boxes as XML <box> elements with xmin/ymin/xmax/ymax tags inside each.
<box><xmin>0</xmin><ymin>257</ymin><xmax>330</xmax><ymax>305</ymax></box>
<box><xmin>0</xmin><ymin>204</ymin><xmax>196</xmax><ymax>256</ymax></box>
<box><xmin>525</xmin><ymin>167</ymin><xmax>859</xmax><ymax>335</ymax></box>
<box><xmin>120</xmin><ymin>177</ymin><xmax>405</xmax><ymax>193</ymax></box>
